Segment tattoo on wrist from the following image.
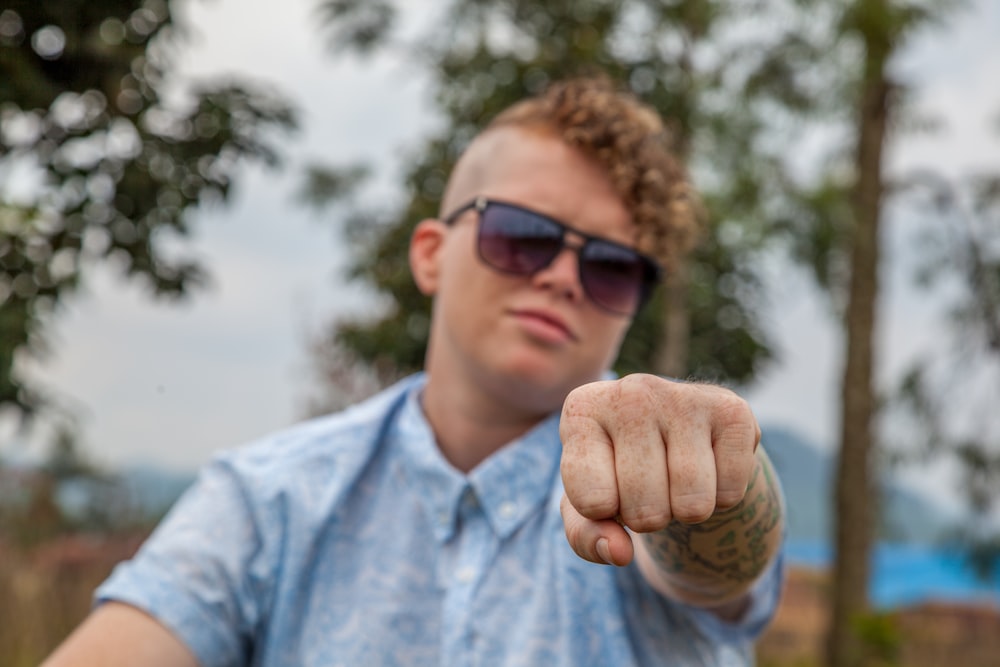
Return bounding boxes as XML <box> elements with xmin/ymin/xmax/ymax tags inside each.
<box><xmin>643</xmin><ymin>457</ymin><xmax>782</xmax><ymax>596</ymax></box>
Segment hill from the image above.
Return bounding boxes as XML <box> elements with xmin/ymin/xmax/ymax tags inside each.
<box><xmin>761</xmin><ymin>425</ymin><xmax>955</xmax><ymax>545</ymax></box>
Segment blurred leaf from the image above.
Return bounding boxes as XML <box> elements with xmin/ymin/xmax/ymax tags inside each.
<box><xmin>297</xmin><ymin>163</ymin><xmax>369</xmax><ymax>211</ymax></box>
<box><xmin>316</xmin><ymin>0</ymin><xmax>396</xmax><ymax>54</ymax></box>
<box><xmin>0</xmin><ymin>1</ymin><xmax>297</xmax><ymax>421</ymax></box>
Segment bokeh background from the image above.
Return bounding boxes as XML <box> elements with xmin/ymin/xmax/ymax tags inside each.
<box><xmin>2</xmin><ymin>1</ymin><xmax>999</xmax><ymax>665</ymax></box>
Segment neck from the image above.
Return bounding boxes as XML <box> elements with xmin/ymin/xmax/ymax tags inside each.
<box><xmin>420</xmin><ymin>372</ymin><xmax>548</xmax><ymax>473</ymax></box>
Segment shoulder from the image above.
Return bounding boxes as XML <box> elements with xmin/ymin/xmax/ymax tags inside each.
<box><xmin>203</xmin><ymin>374</ymin><xmax>424</xmax><ymax>500</ymax></box>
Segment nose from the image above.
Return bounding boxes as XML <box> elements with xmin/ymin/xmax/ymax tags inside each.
<box><xmin>530</xmin><ymin>237</ymin><xmax>586</xmax><ymax>304</ymax></box>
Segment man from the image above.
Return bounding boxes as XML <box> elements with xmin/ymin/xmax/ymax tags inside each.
<box><xmin>44</xmin><ymin>75</ymin><xmax>784</xmax><ymax>666</ymax></box>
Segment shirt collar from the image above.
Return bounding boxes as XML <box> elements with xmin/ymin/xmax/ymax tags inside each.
<box><xmin>467</xmin><ymin>410</ymin><xmax>561</xmax><ymax>539</ymax></box>
<box><xmin>392</xmin><ymin>377</ymin><xmax>562</xmax><ymax>543</ymax></box>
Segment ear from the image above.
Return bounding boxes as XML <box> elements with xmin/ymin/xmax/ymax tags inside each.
<box><xmin>409</xmin><ymin>218</ymin><xmax>447</xmax><ymax>296</ymax></box>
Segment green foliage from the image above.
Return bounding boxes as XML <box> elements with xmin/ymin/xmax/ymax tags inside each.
<box><xmin>298</xmin><ymin>163</ymin><xmax>369</xmax><ymax>212</ymax></box>
<box><xmin>851</xmin><ymin>610</ymin><xmax>902</xmax><ymax>666</ymax></box>
<box><xmin>776</xmin><ymin>5</ymin><xmax>969</xmax><ymax>666</ymax></box>
<box><xmin>776</xmin><ymin>173</ymin><xmax>855</xmax><ymax>312</ymax></box>
<box><xmin>307</xmin><ymin>0</ymin><xmax>833</xmax><ymax>404</ymax></box>
<box><xmin>882</xmin><ymin>172</ymin><xmax>1000</xmax><ymax>576</ymax></box>
<box><xmin>780</xmin><ymin>0</ymin><xmax>963</xmax><ymax>303</ymax></box>
<box><xmin>317</xmin><ymin>0</ymin><xmax>397</xmax><ymax>55</ymax></box>
<box><xmin>0</xmin><ymin>0</ymin><xmax>296</xmax><ymax>421</ymax></box>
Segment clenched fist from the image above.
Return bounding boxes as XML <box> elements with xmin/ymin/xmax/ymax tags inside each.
<box><xmin>559</xmin><ymin>373</ymin><xmax>761</xmax><ymax>568</ymax></box>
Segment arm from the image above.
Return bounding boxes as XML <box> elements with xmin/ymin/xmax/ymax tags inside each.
<box><xmin>632</xmin><ymin>447</ymin><xmax>783</xmax><ymax>618</ymax></box>
<box><xmin>44</xmin><ymin>457</ymin><xmax>270</xmax><ymax>667</ymax></box>
<box><xmin>560</xmin><ymin>374</ymin><xmax>785</xmax><ymax>620</ymax></box>
<box><xmin>41</xmin><ymin>602</ymin><xmax>200</xmax><ymax>667</ymax></box>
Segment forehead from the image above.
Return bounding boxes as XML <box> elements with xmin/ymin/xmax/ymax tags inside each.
<box><xmin>449</xmin><ymin>127</ymin><xmax>637</xmax><ymax>246</ymax></box>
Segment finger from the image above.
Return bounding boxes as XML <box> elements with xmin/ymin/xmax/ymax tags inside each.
<box><xmin>664</xmin><ymin>397</ymin><xmax>718</xmax><ymax>524</ymax></box>
<box><xmin>560</xmin><ymin>383</ymin><xmax>620</xmax><ymax>520</ymax></box>
<box><xmin>609</xmin><ymin>376</ymin><xmax>671</xmax><ymax>533</ymax></box>
<box><xmin>712</xmin><ymin>395</ymin><xmax>760</xmax><ymax>509</ymax></box>
<box><xmin>560</xmin><ymin>493</ymin><xmax>634</xmax><ymax>566</ymax></box>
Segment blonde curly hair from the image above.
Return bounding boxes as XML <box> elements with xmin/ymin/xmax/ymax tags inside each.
<box><xmin>485</xmin><ymin>75</ymin><xmax>701</xmax><ymax>274</ymax></box>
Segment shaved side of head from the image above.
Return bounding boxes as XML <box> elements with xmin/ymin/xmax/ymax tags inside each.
<box><xmin>439</xmin><ymin>125</ymin><xmax>554</xmax><ymax>217</ymax></box>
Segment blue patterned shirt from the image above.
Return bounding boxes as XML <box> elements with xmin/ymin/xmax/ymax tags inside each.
<box><xmin>97</xmin><ymin>374</ymin><xmax>783</xmax><ymax>666</ymax></box>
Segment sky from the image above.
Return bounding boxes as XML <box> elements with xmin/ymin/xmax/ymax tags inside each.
<box><xmin>3</xmin><ymin>0</ymin><xmax>999</xmax><ymax>511</ymax></box>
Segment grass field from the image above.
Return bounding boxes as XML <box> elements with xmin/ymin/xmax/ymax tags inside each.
<box><xmin>0</xmin><ymin>534</ymin><xmax>143</xmax><ymax>667</ymax></box>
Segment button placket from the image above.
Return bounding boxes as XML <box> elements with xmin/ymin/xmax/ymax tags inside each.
<box><xmin>439</xmin><ymin>486</ymin><xmax>496</xmax><ymax>667</ymax></box>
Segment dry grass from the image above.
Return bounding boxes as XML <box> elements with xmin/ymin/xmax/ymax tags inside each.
<box><xmin>0</xmin><ymin>534</ymin><xmax>144</xmax><ymax>667</ymax></box>
<box><xmin>757</xmin><ymin>567</ymin><xmax>1000</xmax><ymax>667</ymax></box>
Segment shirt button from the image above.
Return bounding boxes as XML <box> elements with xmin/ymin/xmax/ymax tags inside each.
<box><xmin>498</xmin><ymin>502</ymin><xmax>517</xmax><ymax>519</ymax></box>
<box><xmin>456</xmin><ymin>566</ymin><xmax>476</xmax><ymax>584</ymax></box>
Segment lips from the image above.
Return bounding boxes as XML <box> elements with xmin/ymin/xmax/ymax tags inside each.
<box><xmin>510</xmin><ymin>308</ymin><xmax>578</xmax><ymax>343</ymax></box>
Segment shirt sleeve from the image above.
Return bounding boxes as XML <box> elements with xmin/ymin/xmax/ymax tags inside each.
<box><xmin>615</xmin><ymin>550</ymin><xmax>785</xmax><ymax>665</ymax></box>
<box><xmin>96</xmin><ymin>457</ymin><xmax>273</xmax><ymax>667</ymax></box>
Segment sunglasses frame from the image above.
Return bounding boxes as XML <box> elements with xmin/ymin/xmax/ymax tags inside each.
<box><xmin>442</xmin><ymin>196</ymin><xmax>662</xmax><ymax>316</ymax></box>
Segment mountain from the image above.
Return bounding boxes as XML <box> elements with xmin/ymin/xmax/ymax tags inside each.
<box><xmin>762</xmin><ymin>425</ymin><xmax>955</xmax><ymax>545</ymax></box>
<box><xmin>117</xmin><ymin>465</ymin><xmax>197</xmax><ymax>520</ymax></box>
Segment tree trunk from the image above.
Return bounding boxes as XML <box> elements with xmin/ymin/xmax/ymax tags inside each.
<box><xmin>826</xmin><ymin>17</ymin><xmax>891</xmax><ymax>667</ymax></box>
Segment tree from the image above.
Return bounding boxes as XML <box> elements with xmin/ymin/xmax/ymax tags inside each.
<box><xmin>885</xmin><ymin>169</ymin><xmax>1000</xmax><ymax>579</ymax></box>
<box><xmin>775</xmin><ymin>1</ymin><xmax>964</xmax><ymax>664</ymax></box>
<box><xmin>305</xmin><ymin>0</ymin><xmax>830</xmax><ymax>412</ymax></box>
<box><xmin>0</xmin><ymin>1</ymin><xmax>296</xmax><ymax>429</ymax></box>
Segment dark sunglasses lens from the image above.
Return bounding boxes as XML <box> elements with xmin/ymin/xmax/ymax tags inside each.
<box><xmin>580</xmin><ymin>242</ymin><xmax>648</xmax><ymax>314</ymax></box>
<box><xmin>478</xmin><ymin>205</ymin><xmax>563</xmax><ymax>275</ymax></box>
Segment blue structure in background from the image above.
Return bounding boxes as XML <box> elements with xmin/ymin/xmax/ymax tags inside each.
<box><xmin>784</xmin><ymin>540</ymin><xmax>1000</xmax><ymax>609</ymax></box>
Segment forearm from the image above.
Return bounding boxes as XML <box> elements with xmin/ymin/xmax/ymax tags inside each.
<box><xmin>634</xmin><ymin>446</ymin><xmax>784</xmax><ymax>609</ymax></box>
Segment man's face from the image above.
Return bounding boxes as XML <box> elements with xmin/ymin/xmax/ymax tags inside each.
<box><xmin>417</xmin><ymin>128</ymin><xmax>638</xmax><ymax>416</ymax></box>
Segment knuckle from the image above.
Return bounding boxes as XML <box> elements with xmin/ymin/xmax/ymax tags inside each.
<box><xmin>565</xmin><ymin>380</ymin><xmax>610</xmax><ymax>406</ymax></box>
<box><xmin>621</xmin><ymin>504</ymin><xmax>671</xmax><ymax>533</ymax></box>
<box><xmin>573</xmin><ymin>490</ymin><xmax>619</xmax><ymax>520</ymax></box>
<box><xmin>559</xmin><ymin>451</ymin><xmax>585</xmax><ymax>477</ymax></box>
<box><xmin>714</xmin><ymin>396</ymin><xmax>759</xmax><ymax>448</ymax></box>
<box><xmin>618</xmin><ymin>372</ymin><xmax>658</xmax><ymax>391</ymax></box>
<box><xmin>671</xmin><ymin>492</ymin><xmax>717</xmax><ymax>524</ymax></box>
<box><xmin>612</xmin><ymin>374</ymin><xmax>661</xmax><ymax>420</ymax></box>
<box><xmin>617</xmin><ymin>373</ymin><xmax>660</xmax><ymax>402</ymax></box>
<box><xmin>561</xmin><ymin>381</ymin><xmax>617</xmax><ymax>432</ymax></box>
<box><xmin>716</xmin><ymin>392</ymin><xmax>752</xmax><ymax>426</ymax></box>
<box><xmin>716</xmin><ymin>487</ymin><xmax>747</xmax><ymax>509</ymax></box>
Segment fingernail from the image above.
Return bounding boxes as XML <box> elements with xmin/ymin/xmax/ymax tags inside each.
<box><xmin>596</xmin><ymin>538</ymin><xmax>613</xmax><ymax>566</ymax></box>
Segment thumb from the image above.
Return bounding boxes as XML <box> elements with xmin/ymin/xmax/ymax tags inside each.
<box><xmin>560</xmin><ymin>493</ymin><xmax>635</xmax><ymax>566</ymax></box>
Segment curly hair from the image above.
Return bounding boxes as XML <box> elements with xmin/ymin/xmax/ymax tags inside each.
<box><xmin>485</xmin><ymin>75</ymin><xmax>701</xmax><ymax>274</ymax></box>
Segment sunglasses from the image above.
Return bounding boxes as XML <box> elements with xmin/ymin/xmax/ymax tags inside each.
<box><xmin>443</xmin><ymin>197</ymin><xmax>661</xmax><ymax>316</ymax></box>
